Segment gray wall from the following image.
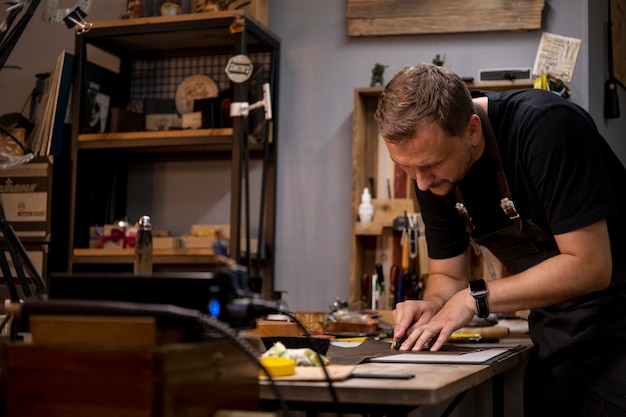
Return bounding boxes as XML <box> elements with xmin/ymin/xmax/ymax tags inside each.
<box><xmin>1</xmin><ymin>0</ymin><xmax>624</xmax><ymax>312</ymax></box>
<box><xmin>270</xmin><ymin>0</ymin><xmax>626</xmax><ymax>311</ymax></box>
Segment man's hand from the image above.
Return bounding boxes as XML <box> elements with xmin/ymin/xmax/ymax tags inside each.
<box><xmin>393</xmin><ymin>289</ymin><xmax>477</xmax><ymax>352</ymax></box>
<box><xmin>392</xmin><ymin>249</ymin><xmax>473</xmax><ymax>351</ymax></box>
<box><xmin>392</xmin><ymin>299</ymin><xmax>439</xmax><ymax>349</ymax></box>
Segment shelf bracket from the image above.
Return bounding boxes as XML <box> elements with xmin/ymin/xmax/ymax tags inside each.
<box><xmin>230</xmin><ymin>82</ymin><xmax>272</xmax><ymax>120</ymax></box>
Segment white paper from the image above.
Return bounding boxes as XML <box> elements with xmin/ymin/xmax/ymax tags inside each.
<box><xmin>368</xmin><ymin>349</ymin><xmax>510</xmax><ymax>364</ymax></box>
<box><xmin>532</xmin><ymin>32</ymin><xmax>581</xmax><ymax>82</ymax></box>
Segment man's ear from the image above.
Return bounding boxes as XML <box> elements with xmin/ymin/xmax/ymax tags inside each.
<box><xmin>467</xmin><ymin>114</ymin><xmax>483</xmax><ymax>146</ymax></box>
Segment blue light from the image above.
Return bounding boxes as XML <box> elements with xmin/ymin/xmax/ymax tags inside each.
<box><xmin>208</xmin><ymin>299</ymin><xmax>221</xmax><ymax>317</ymax></box>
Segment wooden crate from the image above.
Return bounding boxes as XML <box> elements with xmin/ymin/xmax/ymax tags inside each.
<box><xmin>2</xmin><ymin>339</ymin><xmax>259</xmax><ymax>417</ymax></box>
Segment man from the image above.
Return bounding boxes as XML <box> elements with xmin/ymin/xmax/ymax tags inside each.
<box><xmin>375</xmin><ymin>63</ymin><xmax>626</xmax><ymax>416</ymax></box>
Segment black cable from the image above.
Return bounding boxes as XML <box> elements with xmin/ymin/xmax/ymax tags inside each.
<box><xmin>254</xmin><ymin>119</ymin><xmax>271</xmax><ymax>277</ymax></box>
<box><xmin>0</xmin><ymin>245</ymin><xmax>20</xmax><ymax>302</ymax></box>
<box><xmin>0</xmin><ymin>201</ymin><xmax>47</xmax><ymax>294</ymax></box>
<box><xmin>230</xmin><ymin>298</ymin><xmax>343</xmax><ymax>416</ymax></box>
<box><xmin>278</xmin><ymin>310</ymin><xmax>344</xmax><ymax>417</ymax></box>
<box><xmin>197</xmin><ymin>313</ymin><xmax>292</xmax><ymax>417</ymax></box>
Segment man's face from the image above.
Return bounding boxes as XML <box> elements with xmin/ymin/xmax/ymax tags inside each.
<box><xmin>385</xmin><ymin>121</ymin><xmax>478</xmax><ymax>196</ymax></box>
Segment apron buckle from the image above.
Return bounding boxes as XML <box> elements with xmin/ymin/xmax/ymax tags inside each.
<box><xmin>500</xmin><ymin>197</ymin><xmax>523</xmax><ymax>231</ymax></box>
<box><xmin>455</xmin><ymin>202</ymin><xmax>475</xmax><ymax>233</ymax></box>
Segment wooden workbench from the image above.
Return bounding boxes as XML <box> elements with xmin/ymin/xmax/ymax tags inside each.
<box><xmin>259</xmin><ymin>338</ymin><xmax>533</xmax><ymax>417</ymax></box>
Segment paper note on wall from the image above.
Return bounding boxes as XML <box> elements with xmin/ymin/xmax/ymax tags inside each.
<box><xmin>532</xmin><ymin>32</ymin><xmax>581</xmax><ymax>82</ymax></box>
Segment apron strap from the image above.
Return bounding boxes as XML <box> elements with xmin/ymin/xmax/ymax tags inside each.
<box><xmin>455</xmin><ymin>104</ymin><xmax>523</xmax><ymax>232</ymax></box>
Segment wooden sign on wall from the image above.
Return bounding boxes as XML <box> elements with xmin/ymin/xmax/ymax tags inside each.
<box><xmin>346</xmin><ymin>0</ymin><xmax>545</xmax><ymax>37</ymax></box>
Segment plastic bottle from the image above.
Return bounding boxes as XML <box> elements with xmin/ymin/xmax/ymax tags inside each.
<box><xmin>134</xmin><ymin>215</ymin><xmax>153</xmax><ymax>274</ymax></box>
<box><xmin>358</xmin><ymin>187</ymin><xmax>374</xmax><ymax>223</ymax></box>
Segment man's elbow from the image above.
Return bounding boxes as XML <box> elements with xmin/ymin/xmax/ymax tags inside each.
<box><xmin>590</xmin><ymin>253</ymin><xmax>612</xmax><ymax>292</ymax></box>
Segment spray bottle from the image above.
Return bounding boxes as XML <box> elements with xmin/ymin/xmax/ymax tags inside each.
<box><xmin>358</xmin><ymin>187</ymin><xmax>374</xmax><ymax>223</ymax></box>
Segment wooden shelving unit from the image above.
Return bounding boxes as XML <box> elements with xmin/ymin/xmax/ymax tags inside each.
<box><xmin>349</xmin><ymin>79</ymin><xmax>535</xmax><ymax>304</ymax></box>
<box><xmin>67</xmin><ymin>12</ymin><xmax>280</xmax><ymax>298</ymax></box>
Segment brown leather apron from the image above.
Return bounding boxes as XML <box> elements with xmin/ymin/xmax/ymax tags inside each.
<box><xmin>456</xmin><ymin>105</ymin><xmax>626</xmax><ymax>416</ymax></box>
<box><xmin>456</xmin><ymin>105</ymin><xmax>598</xmax><ymax>364</ymax></box>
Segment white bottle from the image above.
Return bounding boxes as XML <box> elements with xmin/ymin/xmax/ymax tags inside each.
<box><xmin>358</xmin><ymin>187</ymin><xmax>374</xmax><ymax>223</ymax></box>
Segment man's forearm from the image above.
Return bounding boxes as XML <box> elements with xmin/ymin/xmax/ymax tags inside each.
<box><xmin>422</xmin><ymin>272</ymin><xmax>468</xmax><ymax>309</ymax></box>
<box><xmin>422</xmin><ymin>250</ymin><xmax>472</xmax><ymax>309</ymax></box>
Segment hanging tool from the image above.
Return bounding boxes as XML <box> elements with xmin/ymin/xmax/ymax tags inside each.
<box><xmin>406</xmin><ymin>273</ymin><xmax>422</xmax><ymax>300</ymax></box>
<box><xmin>375</xmin><ymin>263</ymin><xmax>385</xmax><ymax>309</ymax></box>
<box><xmin>401</xmin><ymin>211</ymin><xmax>410</xmax><ymax>273</ymax></box>
<box><xmin>389</xmin><ymin>264</ymin><xmax>399</xmax><ymax>309</ymax></box>
<box><xmin>361</xmin><ymin>273</ymin><xmax>371</xmax><ymax>307</ymax></box>
<box><xmin>408</xmin><ymin>214</ymin><xmax>418</xmax><ymax>260</ymax></box>
<box><xmin>605</xmin><ymin>0</ymin><xmax>620</xmax><ymax>118</ymax></box>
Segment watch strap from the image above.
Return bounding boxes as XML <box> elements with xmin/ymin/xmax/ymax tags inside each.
<box><xmin>469</xmin><ymin>279</ymin><xmax>489</xmax><ymax>318</ymax></box>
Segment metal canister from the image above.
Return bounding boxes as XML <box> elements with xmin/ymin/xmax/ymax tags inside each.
<box><xmin>134</xmin><ymin>215</ymin><xmax>153</xmax><ymax>275</ymax></box>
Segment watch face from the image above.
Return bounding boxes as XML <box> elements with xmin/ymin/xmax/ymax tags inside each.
<box><xmin>469</xmin><ymin>279</ymin><xmax>487</xmax><ymax>293</ymax></box>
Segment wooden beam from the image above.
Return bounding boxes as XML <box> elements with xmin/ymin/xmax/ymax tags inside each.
<box><xmin>346</xmin><ymin>0</ymin><xmax>545</xmax><ymax>37</ymax></box>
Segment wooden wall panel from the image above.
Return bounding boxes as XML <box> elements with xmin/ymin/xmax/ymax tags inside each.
<box><xmin>346</xmin><ymin>0</ymin><xmax>545</xmax><ymax>37</ymax></box>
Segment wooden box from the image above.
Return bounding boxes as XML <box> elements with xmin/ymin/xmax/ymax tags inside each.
<box><xmin>2</xmin><ymin>339</ymin><xmax>259</xmax><ymax>417</ymax></box>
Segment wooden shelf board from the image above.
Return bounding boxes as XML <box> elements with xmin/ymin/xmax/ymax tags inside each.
<box><xmin>83</xmin><ymin>11</ymin><xmax>279</xmax><ymax>54</ymax></box>
<box><xmin>72</xmin><ymin>248</ymin><xmax>219</xmax><ymax>264</ymax></box>
<box><xmin>89</xmin><ymin>10</ymin><xmax>246</xmax><ymax>29</ymax></box>
<box><xmin>354</xmin><ymin>222</ymin><xmax>384</xmax><ymax>236</ymax></box>
<box><xmin>77</xmin><ymin>128</ymin><xmax>236</xmax><ymax>151</ymax></box>
<box><xmin>466</xmin><ymin>79</ymin><xmax>535</xmax><ymax>91</ymax></box>
<box><xmin>356</xmin><ymin>79</ymin><xmax>535</xmax><ymax>97</ymax></box>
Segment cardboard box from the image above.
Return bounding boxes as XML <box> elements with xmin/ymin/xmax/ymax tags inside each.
<box><xmin>186</xmin><ymin>224</ymin><xmax>230</xmax><ymax>249</ymax></box>
<box><xmin>153</xmin><ymin>236</ymin><xmax>179</xmax><ymax>249</ymax></box>
<box><xmin>0</xmin><ymin>157</ymin><xmax>52</xmax><ymax>240</ymax></box>
<box><xmin>145</xmin><ymin>114</ymin><xmax>180</xmax><ymax>131</ymax></box>
<box><xmin>190</xmin><ymin>224</ymin><xmax>230</xmax><ymax>237</ymax></box>
<box><xmin>183</xmin><ymin>235</ymin><xmax>214</xmax><ymax>249</ymax></box>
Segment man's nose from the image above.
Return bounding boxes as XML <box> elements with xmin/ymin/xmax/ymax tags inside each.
<box><xmin>414</xmin><ymin>169</ymin><xmax>434</xmax><ymax>191</ymax></box>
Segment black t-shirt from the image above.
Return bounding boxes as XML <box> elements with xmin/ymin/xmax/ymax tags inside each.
<box><xmin>416</xmin><ymin>89</ymin><xmax>626</xmax><ymax>362</ymax></box>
